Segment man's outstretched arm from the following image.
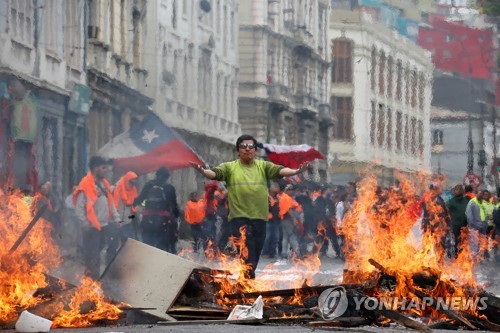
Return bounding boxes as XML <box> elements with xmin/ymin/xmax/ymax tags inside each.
<box><xmin>279</xmin><ymin>162</ymin><xmax>311</xmax><ymax>177</ymax></box>
<box><xmin>190</xmin><ymin>161</ymin><xmax>217</xmax><ymax>180</ymax></box>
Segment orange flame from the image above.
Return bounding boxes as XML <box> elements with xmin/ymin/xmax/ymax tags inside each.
<box><xmin>0</xmin><ymin>190</ymin><xmax>122</xmax><ymax>327</ymax></box>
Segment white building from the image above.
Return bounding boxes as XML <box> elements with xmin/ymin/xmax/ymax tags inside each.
<box><xmin>0</xmin><ymin>0</ymin><xmax>88</xmax><ymax>194</ymax></box>
<box><xmin>86</xmin><ymin>0</ymin><xmax>153</xmax><ymax>157</ymax></box>
<box><xmin>143</xmin><ymin>0</ymin><xmax>240</xmax><ymax>160</ymax></box>
<box><xmin>328</xmin><ymin>10</ymin><xmax>433</xmax><ymax>184</ymax></box>
<box><xmin>238</xmin><ymin>0</ymin><xmax>331</xmax><ymax>181</ymax></box>
<box><xmin>141</xmin><ymin>0</ymin><xmax>240</xmax><ymax>198</ymax></box>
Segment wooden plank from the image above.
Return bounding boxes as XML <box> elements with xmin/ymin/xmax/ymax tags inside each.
<box><xmin>411</xmin><ymin>288</ymin><xmax>476</xmax><ymax>330</ymax></box>
<box><xmin>374</xmin><ymin>308</ymin><xmax>431</xmax><ymax>332</ymax></box>
<box><xmin>224</xmin><ymin>284</ymin><xmax>363</xmax><ymax>300</ymax></box>
<box><xmin>350</xmin><ymin>290</ymin><xmax>431</xmax><ymax>332</ymax></box>
<box><xmin>368</xmin><ymin>258</ymin><xmax>476</xmax><ymax>330</ymax></box>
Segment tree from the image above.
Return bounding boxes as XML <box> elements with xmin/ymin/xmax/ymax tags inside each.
<box><xmin>478</xmin><ymin>0</ymin><xmax>500</xmax><ymax>17</ymax></box>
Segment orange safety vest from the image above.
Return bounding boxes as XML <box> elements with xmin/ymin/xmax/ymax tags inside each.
<box><xmin>184</xmin><ymin>200</ymin><xmax>206</xmax><ymax>224</ymax></box>
<box><xmin>113</xmin><ymin>171</ymin><xmax>138</xmax><ymax>212</ymax></box>
<box><xmin>278</xmin><ymin>192</ymin><xmax>302</xmax><ymax>219</ymax></box>
<box><xmin>73</xmin><ymin>172</ymin><xmax>114</xmax><ymax>231</ymax></box>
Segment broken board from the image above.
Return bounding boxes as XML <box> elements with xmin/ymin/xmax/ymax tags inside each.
<box><xmin>100</xmin><ymin>238</ymin><xmax>203</xmax><ymax>321</ymax></box>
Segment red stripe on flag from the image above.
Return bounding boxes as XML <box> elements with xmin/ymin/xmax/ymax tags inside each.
<box><xmin>266</xmin><ymin>149</ymin><xmax>324</xmax><ymax>169</ymax></box>
<box><xmin>112</xmin><ymin>139</ymin><xmax>204</xmax><ymax>174</ymax></box>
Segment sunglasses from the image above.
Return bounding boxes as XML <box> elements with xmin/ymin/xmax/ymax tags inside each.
<box><xmin>239</xmin><ymin>143</ymin><xmax>256</xmax><ymax>149</ymax></box>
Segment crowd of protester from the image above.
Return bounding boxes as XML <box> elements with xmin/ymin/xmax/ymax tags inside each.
<box><xmin>21</xmin><ymin>156</ymin><xmax>500</xmax><ymax>278</ymax></box>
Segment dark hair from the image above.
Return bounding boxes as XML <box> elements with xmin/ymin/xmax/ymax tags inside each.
<box><xmin>89</xmin><ymin>156</ymin><xmax>111</xmax><ymax>170</ymax></box>
<box><xmin>156</xmin><ymin>167</ymin><xmax>170</xmax><ymax>180</ymax></box>
<box><xmin>189</xmin><ymin>191</ymin><xmax>198</xmax><ymax>200</ymax></box>
<box><xmin>235</xmin><ymin>134</ymin><xmax>258</xmax><ymax>151</ymax></box>
<box><xmin>464</xmin><ymin>185</ymin><xmax>473</xmax><ymax>193</ymax></box>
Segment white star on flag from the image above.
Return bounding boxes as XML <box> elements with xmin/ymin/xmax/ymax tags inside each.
<box><xmin>142</xmin><ymin>129</ymin><xmax>159</xmax><ymax>144</ymax></box>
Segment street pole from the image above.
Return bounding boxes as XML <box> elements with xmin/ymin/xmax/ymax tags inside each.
<box><xmin>467</xmin><ymin>113</ymin><xmax>474</xmax><ymax>174</ymax></box>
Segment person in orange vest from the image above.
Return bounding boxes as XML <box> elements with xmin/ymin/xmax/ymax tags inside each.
<box><xmin>184</xmin><ymin>192</ymin><xmax>206</xmax><ymax>253</ymax></box>
<box><xmin>113</xmin><ymin>171</ymin><xmax>139</xmax><ymax>245</ymax></box>
<box><xmin>278</xmin><ymin>184</ymin><xmax>302</xmax><ymax>259</ymax></box>
<box><xmin>73</xmin><ymin>156</ymin><xmax>121</xmax><ymax>279</ymax></box>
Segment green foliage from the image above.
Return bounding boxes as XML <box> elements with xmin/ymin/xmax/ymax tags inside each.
<box><xmin>479</xmin><ymin>0</ymin><xmax>500</xmax><ymax>16</ymax></box>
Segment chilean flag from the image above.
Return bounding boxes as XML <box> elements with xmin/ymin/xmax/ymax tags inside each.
<box><xmin>262</xmin><ymin>144</ymin><xmax>325</xmax><ymax>169</ymax></box>
<box><xmin>99</xmin><ymin>113</ymin><xmax>204</xmax><ymax>174</ymax></box>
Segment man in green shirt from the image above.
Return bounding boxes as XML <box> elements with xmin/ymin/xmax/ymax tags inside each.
<box><xmin>445</xmin><ymin>184</ymin><xmax>470</xmax><ymax>257</ymax></box>
<box><xmin>190</xmin><ymin>134</ymin><xmax>309</xmax><ymax>278</ymax></box>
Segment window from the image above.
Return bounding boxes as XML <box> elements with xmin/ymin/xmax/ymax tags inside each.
<box><xmin>230</xmin><ymin>11</ymin><xmax>235</xmax><ymax>49</ymax></box>
<box><xmin>379</xmin><ymin>52</ymin><xmax>386</xmax><ymax>95</ymax></box>
<box><xmin>387</xmin><ymin>56</ymin><xmax>393</xmax><ymax>98</ymax></box>
<box><xmin>44</xmin><ymin>0</ymin><xmax>60</xmax><ymax>55</ymax></box>
<box><xmin>172</xmin><ymin>0</ymin><xmax>177</xmax><ymax>29</ymax></box>
<box><xmin>411</xmin><ymin>118</ymin><xmax>417</xmax><ymax>155</ymax></box>
<box><xmin>432</xmin><ymin>130</ymin><xmax>443</xmax><ymax>145</ymax></box>
<box><xmin>418</xmin><ymin>73</ymin><xmax>425</xmax><ymax>110</ymax></box>
<box><xmin>445</xmin><ymin>34</ymin><xmax>455</xmax><ymax>42</ymax></box>
<box><xmin>411</xmin><ymin>70</ymin><xmax>417</xmax><ymax>108</ymax></box>
<box><xmin>404</xmin><ymin>114</ymin><xmax>409</xmax><ymax>153</ymax></box>
<box><xmin>332</xmin><ymin>39</ymin><xmax>352</xmax><ymax>83</ymax></box>
<box><xmin>405</xmin><ymin>68</ymin><xmax>410</xmax><ymax>105</ymax></box>
<box><xmin>371</xmin><ymin>48</ymin><xmax>377</xmax><ymax>91</ymax></box>
<box><xmin>377</xmin><ymin>104</ymin><xmax>384</xmax><ymax>146</ymax></box>
<box><xmin>332</xmin><ymin>96</ymin><xmax>353</xmax><ymax>140</ymax></box>
<box><xmin>386</xmin><ymin>108</ymin><xmax>392</xmax><ymax>149</ymax></box>
<box><xmin>370</xmin><ymin>101</ymin><xmax>376</xmax><ymax>145</ymax></box>
<box><xmin>216</xmin><ymin>1</ymin><xmax>221</xmax><ymax>34</ymax></box>
<box><xmin>418</xmin><ymin>121</ymin><xmax>424</xmax><ymax>157</ymax></box>
<box><xmin>64</xmin><ymin>0</ymin><xmax>82</xmax><ymax>68</ymax></box>
<box><xmin>132</xmin><ymin>1</ymin><xmax>145</xmax><ymax>67</ymax></box>
<box><xmin>396</xmin><ymin>111</ymin><xmax>402</xmax><ymax>150</ymax></box>
<box><xmin>396</xmin><ymin>60</ymin><xmax>402</xmax><ymax>101</ymax></box>
<box><xmin>10</xmin><ymin>0</ymin><xmax>34</xmax><ymax>44</ymax></box>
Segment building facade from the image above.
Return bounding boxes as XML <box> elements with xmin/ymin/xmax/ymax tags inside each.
<box><xmin>431</xmin><ymin>73</ymin><xmax>499</xmax><ymax>189</ymax></box>
<box><xmin>86</xmin><ymin>0</ymin><xmax>153</xmax><ymax>160</ymax></box>
<box><xmin>328</xmin><ymin>10</ymin><xmax>433</xmax><ymax>184</ymax></box>
<box><xmin>142</xmin><ymin>0</ymin><xmax>240</xmax><ymax>199</ymax></box>
<box><xmin>0</xmin><ymin>0</ymin><xmax>88</xmax><ymax>195</ymax></box>
<box><xmin>238</xmin><ymin>0</ymin><xmax>331</xmax><ymax>182</ymax></box>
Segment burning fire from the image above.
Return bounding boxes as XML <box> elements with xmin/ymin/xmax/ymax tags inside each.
<box><xmin>0</xmin><ymin>190</ymin><xmax>122</xmax><ymax>328</ymax></box>
<box><xmin>191</xmin><ymin>174</ymin><xmax>494</xmax><ymax>322</ymax></box>
<box><xmin>339</xmin><ymin>175</ymin><xmax>488</xmax><ymax>318</ymax></box>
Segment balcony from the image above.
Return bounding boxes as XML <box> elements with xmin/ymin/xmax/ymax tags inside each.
<box><xmin>293</xmin><ymin>93</ymin><xmax>318</xmax><ymax>113</ymax></box>
<box><xmin>267</xmin><ymin>84</ymin><xmax>290</xmax><ymax>105</ymax></box>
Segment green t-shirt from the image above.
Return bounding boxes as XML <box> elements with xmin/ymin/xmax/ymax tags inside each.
<box><xmin>212</xmin><ymin>159</ymin><xmax>283</xmax><ymax>221</ymax></box>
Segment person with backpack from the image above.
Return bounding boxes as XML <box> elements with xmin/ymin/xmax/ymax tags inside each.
<box><xmin>134</xmin><ymin>167</ymin><xmax>179</xmax><ymax>253</ymax></box>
